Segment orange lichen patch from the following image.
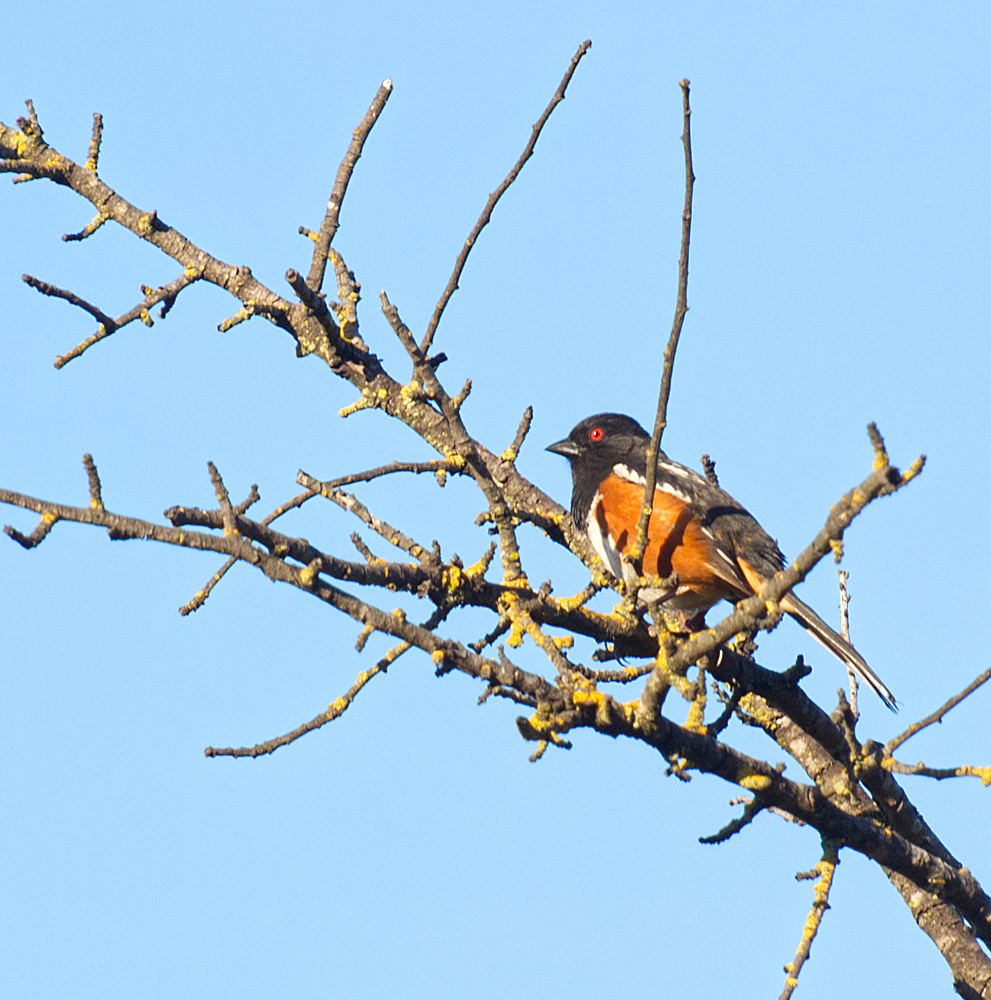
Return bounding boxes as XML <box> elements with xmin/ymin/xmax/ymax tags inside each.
<box><xmin>571</xmin><ymin>686</ymin><xmax>605</xmax><ymax>708</ymax></box>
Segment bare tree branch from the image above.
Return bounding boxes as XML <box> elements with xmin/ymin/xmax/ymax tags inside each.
<box><xmin>206</xmin><ymin>606</ymin><xmax>449</xmax><ymax>758</ymax></box>
<box><xmin>4</xmin><ymin>73</ymin><xmax>988</xmax><ymax>994</ymax></box>
<box><xmin>886</xmin><ymin>666</ymin><xmax>991</xmax><ymax>755</ymax></box>
<box><xmin>780</xmin><ymin>841</ymin><xmax>839</xmax><ymax>999</ymax></box>
<box><xmin>838</xmin><ymin>569</ymin><xmax>859</xmax><ymax>716</ymax></box>
<box><xmin>304</xmin><ymin>79</ymin><xmax>393</xmax><ymax>293</ymax></box>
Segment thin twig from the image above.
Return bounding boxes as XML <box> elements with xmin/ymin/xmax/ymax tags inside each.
<box><xmin>24</xmin><ymin>99</ymin><xmax>40</xmax><ymax>129</ymax></box>
<box><xmin>886</xmin><ymin>666</ymin><xmax>991</xmax><ymax>755</ymax></box>
<box><xmin>705</xmin><ymin>687</ymin><xmax>743</xmax><ymax>738</ymax></box>
<box><xmin>629</xmin><ymin>79</ymin><xmax>695</xmax><ymax>572</ymax></box>
<box><xmin>63</xmin><ymin>211</ymin><xmax>109</xmax><ymax>242</ymax></box>
<box><xmin>380</xmin><ymin>289</ymin><xmax>425</xmax><ymax>362</ymax></box>
<box><xmin>23</xmin><ymin>274</ymin><xmax>115</xmax><ymax>328</ymax></box>
<box><xmin>305</xmin><ymin>80</ymin><xmax>393</xmax><ymax>293</ymax></box>
<box><xmin>303</xmin><ymin>480</ymin><xmax>438</xmax><ymax>565</ymax></box>
<box><xmin>300</xmin><ymin>459</ymin><xmax>462</xmax><ymax>494</ymax></box>
<box><xmin>4</xmin><ymin>513</ymin><xmax>58</xmax><ymax>548</ymax></box>
<box><xmin>85</xmin><ymin>113</ymin><xmax>103</xmax><ymax>171</ymax></box>
<box><xmin>260</xmin><ymin>454</ymin><xmax>462</xmax><ymax>537</ymax></box>
<box><xmin>180</xmin><ymin>557</ymin><xmax>237</xmax><ymax>615</ymax></box>
<box><xmin>208</xmin><ymin>463</ymin><xmax>236</xmax><ymax>535</ymax></box>
<box><xmin>884</xmin><ymin>760</ymin><xmax>991</xmax><ymax>783</ymax></box>
<box><xmin>838</xmin><ymin>569</ymin><xmax>858</xmax><ymax>717</ymax></box>
<box><xmin>204</xmin><ymin>607</ymin><xmax>449</xmax><ymax>758</ymax></box>
<box><xmin>470</xmin><ymin>618</ymin><xmax>513</xmax><ymax>654</ymax></box>
<box><xmin>780</xmin><ymin>840</ymin><xmax>840</xmax><ymax>999</ymax></box>
<box><xmin>699</xmin><ymin>796</ymin><xmax>764</xmax><ymax>844</ymax></box>
<box><xmin>504</xmin><ymin>406</ymin><xmax>533</xmax><ymax>463</ymax></box>
<box><xmin>420</xmin><ymin>39</ymin><xmax>591</xmax><ymax>355</ymax></box>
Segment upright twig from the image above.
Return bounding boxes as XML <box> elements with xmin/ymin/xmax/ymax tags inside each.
<box><xmin>420</xmin><ymin>39</ymin><xmax>591</xmax><ymax>355</ymax></box>
<box><xmin>305</xmin><ymin>80</ymin><xmax>393</xmax><ymax>293</ymax></box>
<box><xmin>82</xmin><ymin>454</ymin><xmax>104</xmax><ymax>510</ymax></box>
<box><xmin>838</xmin><ymin>569</ymin><xmax>859</xmax><ymax>717</ymax></box>
<box><xmin>84</xmin><ymin>112</ymin><xmax>103</xmax><ymax>172</ymax></box>
<box><xmin>629</xmin><ymin>79</ymin><xmax>695</xmax><ymax>572</ymax></box>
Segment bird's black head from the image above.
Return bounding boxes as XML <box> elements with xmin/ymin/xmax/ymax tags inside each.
<box><xmin>546</xmin><ymin>413</ymin><xmax>651</xmax><ymax>464</ymax></box>
<box><xmin>547</xmin><ymin>415</ymin><xmax>654</xmax><ymax>519</ymax></box>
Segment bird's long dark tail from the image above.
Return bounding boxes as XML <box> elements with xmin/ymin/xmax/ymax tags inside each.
<box><xmin>780</xmin><ymin>592</ymin><xmax>897</xmax><ymax>711</ymax></box>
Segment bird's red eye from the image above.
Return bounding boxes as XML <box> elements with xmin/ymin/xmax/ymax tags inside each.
<box><xmin>589</xmin><ymin>427</ymin><xmax>604</xmax><ymax>442</ymax></box>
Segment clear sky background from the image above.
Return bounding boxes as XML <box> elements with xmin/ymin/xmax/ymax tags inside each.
<box><xmin>2</xmin><ymin>3</ymin><xmax>989</xmax><ymax>998</ymax></box>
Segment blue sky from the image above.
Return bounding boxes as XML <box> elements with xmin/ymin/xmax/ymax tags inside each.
<box><xmin>2</xmin><ymin>3</ymin><xmax>989</xmax><ymax>998</ymax></box>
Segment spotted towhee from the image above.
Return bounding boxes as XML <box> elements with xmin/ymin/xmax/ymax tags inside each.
<box><xmin>547</xmin><ymin>413</ymin><xmax>896</xmax><ymax>709</ymax></box>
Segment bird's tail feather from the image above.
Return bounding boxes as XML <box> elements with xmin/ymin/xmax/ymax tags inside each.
<box><xmin>780</xmin><ymin>592</ymin><xmax>897</xmax><ymax>711</ymax></box>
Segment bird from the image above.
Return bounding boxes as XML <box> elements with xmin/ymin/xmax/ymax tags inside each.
<box><xmin>546</xmin><ymin>412</ymin><xmax>897</xmax><ymax>710</ymax></box>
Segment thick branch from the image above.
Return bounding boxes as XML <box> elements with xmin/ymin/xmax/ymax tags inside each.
<box><xmin>570</xmin><ymin>695</ymin><xmax>991</xmax><ymax>946</ymax></box>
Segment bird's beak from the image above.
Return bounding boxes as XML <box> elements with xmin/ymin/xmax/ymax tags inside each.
<box><xmin>546</xmin><ymin>438</ymin><xmax>580</xmax><ymax>457</ymax></box>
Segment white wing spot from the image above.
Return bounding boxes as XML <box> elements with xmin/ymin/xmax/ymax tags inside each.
<box><xmin>657</xmin><ymin>480</ymin><xmax>691</xmax><ymax>503</ymax></box>
<box><xmin>616</xmin><ymin>462</ymin><xmax>692</xmax><ymax>502</ymax></box>
<box><xmin>614</xmin><ymin>463</ymin><xmax>646</xmax><ymax>485</ymax></box>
